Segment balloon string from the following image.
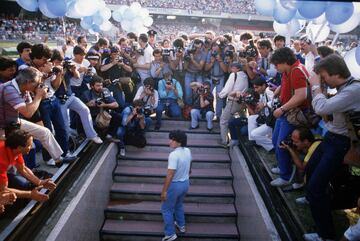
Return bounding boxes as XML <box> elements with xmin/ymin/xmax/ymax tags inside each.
<box><xmin>313</xmin><ymin>22</ymin><xmax>327</xmax><ymax>42</ymax></box>
<box><xmin>331</xmin><ymin>33</ymin><xmax>340</xmax><ymax>46</ymax></box>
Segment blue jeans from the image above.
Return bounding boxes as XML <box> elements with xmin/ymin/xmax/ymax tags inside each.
<box><xmin>228</xmin><ymin>117</ymin><xmax>248</xmax><ymax>140</ymax></box>
<box><xmin>306</xmin><ymin>132</ymin><xmax>350</xmax><ymax>239</ymax></box>
<box><xmin>190</xmin><ymin>109</ymin><xmax>214</xmax><ymax>129</ymax></box>
<box><xmin>108</xmin><ymin>84</ymin><xmax>125</xmax><ymax>111</ymax></box>
<box><xmin>23</xmin><ymin>139</ymin><xmax>42</xmax><ymax>169</ymax></box>
<box><xmin>210</xmin><ymin>76</ymin><xmax>225</xmax><ymax>117</ymax></box>
<box><xmin>156</xmin><ymin>99</ymin><xmax>181</xmax><ymax>126</ymax></box>
<box><xmin>161</xmin><ymin>180</ymin><xmax>189</xmax><ymax>236</ymax></box>
<box><xmin>39</xmin><ymin>97</ymin><xmax>68</xmax><ymax>156</ymax></box>
<box><xmin>184</xmin><ymin>72</ymin><xmax>203</xmax><ymax>105</ymax></box>
<box><xmin>272</xmin><ymin>116</ymin><xmax>295</xmax><ymax>180</ymax></box>
<box><xmin>8</xmin><ymin>173</ymin><xmax>32</xmax><ymax>190</ymax></box>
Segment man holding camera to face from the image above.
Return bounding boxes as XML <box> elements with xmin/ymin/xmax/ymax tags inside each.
<box><xmin>189</xmin><ymin>81</ymin><xmax>214</xmax><ymax>131</ymax></box>
<box><xmin>81</xmin><ymin>75</ymin><xmax>121</xmax><ymax>143</ymax></box>
<box><xmin>134</xmin><ymin>77</ymin><xmax>159</xmax><ymax>118</ymax></box>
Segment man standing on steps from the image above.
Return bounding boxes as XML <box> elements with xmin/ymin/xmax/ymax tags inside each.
<box><xmin>161</xmin><ymin>130</ymin><xmax>192</xmax><ymax>241</ymax></box>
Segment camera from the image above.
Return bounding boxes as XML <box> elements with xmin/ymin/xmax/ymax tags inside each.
<box><xmin>63</xmin><ymin>60</ymin><xmax>75</xmax><ymax>71</ymax></box>
<box><xmin>184</xmin><ymin>43</ymin><xmax>196</xmax><ymax>61</ymax></box>
<box><xmin>211</xmin><ymin>51</ymin><xmax>218</xmax><ymax>58</ymax></box>
<box><xmin>272</xmin><ymin>97</ymin><xmax>282</xmax><ymax>110</ymax></box>
<box><xmin>212</xmin><ymin>78</ymin><xmax>220</xmax><ymax>85</ymax></box>
<box><xmin>143</xmin><ymin>105</ymin><xmax>152</xmax><ymax>116</ymax></box>
<box><xmin>132</xmin><ymin>42</ymin><xmax>145</xmax><ymax>56</ymax></box>
<box><xmin>197</xmin><ymin>86</ymin><xmax>209</xmax><ymax>95</ymax></box>
<box><xmin>239</xmin><ymin>39</ymin><xmax>258</xmax><ymax>59</ymax></box>
<box><xmin>116</xmin><ymin>56</ymin><xmax>123</xmax><ymax>63</ymax></box>
<box><xmin>58</xmin><ymin>94</ymin><xmax>69</xmax><ymax>104</ymax></box>
<box><xmin>162</xmin><ymin>48</ymin><xmax>174</xmax><ymax>57</ymax></box>
<box><xmin>237</xmin><ymin>93</ymin><xmax>258</xmax><ymax>106</ymax></box>
<box><xmin>266</xmin><ymin>77</ymin><xmax>281</xmax><ymax>89</ymax></box>
<box><xmin>38</xmin><ymin>83</ymin><xmax>50</xmax><ymax>93</ymax></box>
<box><xmin>225</xmin><ymin>50</ymin><xmax>234</xmax><ymax>58</ymax></box>
<box><xmin>282</xmin><ymin>136</ymin><xmax>294</xmax><ymax>148</ymax></box>
<box><xmin>136</xmin><ymin>107</ymin><xmax>144</xmax><ymax>115</ymax></box>
<box><xmin>95</xmin><ymin>98</ymin><xmax>104</xmax><ymax>106</ymax></box>
<box><xmin>166</xmin><ymin>80</ymin><xmax>172</xmax><ymax>86</ymax></box>
<box><xmin>52</xmin><ymin>66</ymin><xmax>62</xmax><ymax>75</ymax></box>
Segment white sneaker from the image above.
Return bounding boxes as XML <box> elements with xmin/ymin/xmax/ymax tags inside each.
<box><xmin>46</xmin><ymin>159</ymin><xmax>56</xmax><ymax>166</ymax></box>
<box><xmin>270</xmin><ymin>177</ymin><xmax>291</xmax><ymax>187</ymax></box>
<box><xmin>295</xmin><ymin>196</ymin><xmax>309</xmax><ymax>205</ymax></box>
<box><xmin>120</xmin><ymin>148</ymin><xmax>126</xmax><ymax>157</ymax></box>
<box><xmin>303</xmin><ymin>233</ymin><xmax>322</xmax><ymax>241</ymax></box>
<box><xmin>292</xmin><ymin>182</ymin><xmax>304</xmax><ymax>190</ymax></box>
<box><xmin>90</xmin><ymin>136</ymin><xmax>103</xmax><ymax>144</ymax></box>
<box><xmin>161</xmin><ymin>234</ymin><xmax>177</xmax><ymax>241</ymax></box>
<box><xmin>271</xmin><ymin>167</ymin><xmax>280</xmax><ymax>175</ymax></box>
<box><xmin>174</xmin><ymin>221</ymin><xmax>186</xmax><ymax>233</ymax></box>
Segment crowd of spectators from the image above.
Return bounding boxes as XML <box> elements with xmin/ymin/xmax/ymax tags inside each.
<box><xmin>105</xmin><ymin>0</ymin><xmax>257</xmax><ymax>14</ymax></box>
<box><xmin>0</xmin><ymin>24</ymin><xmax>360</xmax><ymax>241</ymax></box>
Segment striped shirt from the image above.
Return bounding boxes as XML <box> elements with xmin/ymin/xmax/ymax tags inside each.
<box><xmin>0</xmin><ymin>79</ymin><xmax>26</xmax><ymax>128</ymax></box>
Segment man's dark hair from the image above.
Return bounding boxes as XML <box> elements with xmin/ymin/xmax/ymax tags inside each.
<box><xmin>132</xmin><ymin>99</ymin><xmax>144</xmax><ymax>108</ymax></box>
<box><xmin>240</xmin><ymin>32</ymin><xmax>254</xmax><ymax>41</ymax></box>
<box><xmin>144</xmin><ymin>77</ymin><xmax>155</xmax><ymax>87</ymax></box>
<box><xmin>127</xmin><ymin>32</ymin><xmax>138</xmax><ymax>41</ymax></box>
<box><xmin>51</xmin><ymin>49</ymin><xmax>64</xmax><ymax>62</ymax></box>
<box><xmin>273</xmin><ymin>35</ymin><xmax>286</xmax><ymax>43</ymax></box>
<box><xmin>180</xmin><ymin>34</ymin><xmax>188</xmax><ymax>41</ymax></box>
<box><xmin>223</xmin><ymin>33</ymin><xmax>232</xmax><ymax>43</ymax></box>
<box><xmin>252</xmin><ymin>77</ymin><xmax>267</xmax><ymax>86</ymax></box>
<box><xmin>173</xmin><ymin>38</ymin><xmax>184</xmax><ymax>49</ymax></box>
<box><xmin>152</xmin><ymin>48</ymin><xmax>162</xmax><ymax>56</ymax></box>
<box><xmin>90</xmin><ymin>75</ymin><xmax>104</xmax><ymax>86</ymax></box>
<box><xmin>193</xmin><ymin>39</ymin><xmax>204</xmax><ymax>46</ymax></box>
<box><xmin>314</xmin><ymin>54</ymin><xmax>351</xmax><ymax>79</ymax></box>
<box><xmin>0</xmin><ymin>56</ymin><xmax>16</xmax><ymax>71</ymax></box>
<box><xmin>73</xmin><ymin>45</ymin><xmax>86</xmax><ymax>55</ymax></box>
<box><xmin>169</xmin><ymin>130</ymin><xmax>187</xmax><ymax>147</ymax></box>
<box><xmin>295</xmin><ymin>127</ymin><xmax>315</xmax><ymax>143</ymax></box>
<box><xmin>317</xmin><ymin>46</ymin><xmax>335</xmax><ymax>58</ymax></box>
<box><xmin>97</xmin><ymin>38</ymin><xmax>108</xmax><ymax>47</ymax></box>
<box><xmin>258</xmin><ymin>39</ymin><xmax>273</xmax><ymax>51</ymax></box>
<box><xmin>30</xmin><ymin>44</ymin><xmax>52</xmax><ymax>60</ymax></box>
<box><xmin>16</xmin><ymin>41</ymin><xmax>32</xmax><ymax>54</ymax></box>
<box><xmin>77</xmin><ymin>36</ymin><xmax>86</xmax><ymax>44</ymax></box>
<box><xmin>5</xmin><ymin>129</ymin><xmax>31</xmax><ymax>149</ymax></box>
<box><xmin>139</xmin><ymin>34</ymin><xmax>148</xmax><ymax>43</ymax></box>
<box><xmin>118</xmin><ymin>37</ymin><xmax>127</xmax><ymax>45</ymax></box>
<box><xmin>270</xmin><ymin>47</ymin><xmax>297</xmax><ymax>66</ymax></box>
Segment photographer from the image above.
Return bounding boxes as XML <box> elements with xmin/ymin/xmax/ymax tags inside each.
<box><xmin>303</xmin><ymin>54</ymin><xmax>360</xmax><ymax>241</ymax></box>
<box><xmin>257</xmin><ymin>39</ymin><xmax>277</xmax><ymax>78</ymax></box>
<box><xmin>70</xmin><ymin>46</ymin><xmax>91</xmax><ymax>97</ymax></box>
<box><xmin>134</xmin><ymin>77</ymin><xmax>159</xmax><ymax>117</ymax></box>
<box><xmin>53</xmin><ymin>52</ymin><xmax>103</xmax><ymax>145</ymax></box>
<box><xmin>219</xmin><ymin>62</ymin><xmax>249</xmax><ymax>147</ymax></box>
<box><xmin>150</xmin><ymin>48</ymin><xmax>171</xmax><ymax>85</ymax></box>
<box><xmin>204</xmin><ymin>41</ymin><xmax>228</xmax><ymax>118</ymax></box>
<box><xmin>100</xmin><ymin>45</ymin><xmax>132</xmax><ymax>110</ymax></box>
<box><xmin>183</xmin><ymin>39</ymin><xmax>206</xmax><ymax>105</ymax></box>
<box><xmin>0</xmin><ymin>130</ymin><xmax>55</xmax><ymax>203</ymax></box>
<box><xmin>270</xmin><ymin>47</ymin><xmax>309</xmax><ymax>187</ymax></box>
<box><xmin>169</xmin><ymin>38</ymin><xmax>186</xmax><ymax>91</ymax></box>
<box><xmin>155</xmin><ymin>71</ymin><xmax>183</xmax><ymax>130</ymax></box>
<box><xmin>118</xmin><ymin>100</ymin><xmax>150</xmax><ymax>157</ymax></box>
<box><xmin>132</xmin><ymin>33</ymin><xmax>154</xmax><ymax>85</ymax></box>
<box><xmin>245</xmin><ymin>77</ymin><xmax>274</xmax><ymax>151</ymax></box>
<box><xmin>15</xmin><ymin>41</ymin><xmax>32</xmax><ymax>70</ymax></box>
<box><xmin>189</xmin><ymin>81</ymin><xmax>214</xmax><ymax>131</ymax></box>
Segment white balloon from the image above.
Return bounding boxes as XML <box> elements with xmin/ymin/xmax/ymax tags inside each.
<box><xmin>100</xmin><ymin>20</ymin><xmax>112</xmax><ymax>32</ymax></box>
<box><xmin>344</xmin><ymin>48</ymin><xmax>360</xmax><ymax>78</ymax></box>
<box><xmin>138</xmin><ymin>8</ymin><xmax>149</xmax><ymax>20</ymax></box>
<box><xmin>117</xmin><ymin>5</ymin><xmax>129</xmax><ymax>15</ymax></box>
<box><xmin>66</xmin><ymin>1</ymin><xmax>83</xmax><ymax>18</ymax></box>
<box><xmin>97</xmin><ymin>0</ymin><xmax>106</xmax><ymax>10</ymax></box>
<box><xmin>75</xmin><ymin>0</ymin><xmax>99</xmax><ymax>17</ymax></box>
<box><xmin>312</xmin><ymin>13</ymin><xmax>327</xmax><ymax>25</ymax></box>
<box><xmin>137</xmin><ymin>26</ymin><xmax>148</xmax><ymax>35</ymax></box>
<box><xmin>143</xmin><ymin>16</ymin><xmax>153</xmax><ymax>27</ymax></box>
<box><xmin>254</xmin><ymin>0</ymin><xmax>275</xmax><ymax>16</ymax></box>
<box><xmin>123</xmin><ymin>8</ymin><xmax>136</xmax><ymax>21</ymax></box>
<box><xmin>121</xmin><ymin>20</ymin><xmax>132</xmax><ymax>31</ymax></box>
<box><xmin>38</xmin><ymin>0</ymin><xmax>57</xmax><ymax>18</ymax></box>
<box><xmin>130</xmin><ymin>2</ymin><xmax>142</xmax><ymax>11</ymax></box>
<box><xmin>92</xmin><ymin>14</ymin><xmax>104</xmax><ymax>26</ymax></box>
<box><xmin>80</xmin><ymin>18</ymin><xmax>92</xmax><ymax>29</ymax></box>
<box><xmin>99</xmin><ymin>7</ymin><xmax>112</xmax><ymax>20</ymax></box>
<box><xmin>131</xmin><ymin>17</ymin><xmax>144</xmax><ymax>29</ymax></box>
<box><xmin>112</xmin><ymin>10</ymin><xmax>123</xmax><ymax>22</ymax></box>
<box><xmin>306</xmin><ymin>22</ymin><xmax>330</xmax><ymax>43</ymax></box>
<box><xmin>273</xmin><ymin>19</ymin><xmax>301</xmax><ymax>36</ymax></box>
<box><xmin>329</xmin><ymin>2</ymin><xmax>360</xmax><ymax>34</ymax></box>
<box><xmin>273</xmin><ymin>1</ymin><xmax>296</xmax><ymax>24</ymax></box>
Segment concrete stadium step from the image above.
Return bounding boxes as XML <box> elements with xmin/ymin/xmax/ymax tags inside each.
<box><xmin>105</xmin><ymin>201</ymin><xmax>237</xmax><ymax>223</ymax></box>
<box><xmin>113</xmin><ymin>165</ymin><xmax>233</xmax><ymax>185</ymax></box>
<box><xmin>117</xmin><ymin>159</ymin><xmax>231</xmax><ymax>169</ymax></box>
<box><xmin>151</xmin><ymin>120</ymin><xmax>220</xmax><ymax>134</ymax></box>
<box><xmin>125</xmin><ymin>145</ymin><xmax>228</xmax><ymax>154</ymax></box>
<box><xmin>110</xmin><ymin>183</ymin><xmax>235</xmax><ymax>204</ymax></box>
<box><xmin>100</xmin><ymin>220</ymin><xmax>239</xmax><ymax>241</ymax></box>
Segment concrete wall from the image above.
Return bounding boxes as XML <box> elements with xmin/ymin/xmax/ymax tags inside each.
<box><xmin>46</xmin><ymin>143</ymin><xmax>117</xmax><ymax>241</ymax></box>
<box><xmin>230</xmin><ymin>146</ymin><xmax>280</xmax><ymax>241</ymax></box>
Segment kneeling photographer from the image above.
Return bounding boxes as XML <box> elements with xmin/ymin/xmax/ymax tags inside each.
<box><xmin>81</xmin><ymin>75</ymin><xmax>121</xmax><ymax>143</ymax></box>
<box><xmin>246</xmin><ymin>77</ymin><xmax>274</xmax><ymax>151</ymax></box>
<box><xmin>118</xmin><ymin>100</ymin><xmax>151</xmax><ymax>157</ymax></box>
<box><xmin>189</xmin><ymin>81</ymin><xmax>214</xmax><ymax>131</ymax></box>
<box><xmin>134</xmin><ymin>77</ymin><xmax>159</xmax><ymax>118</ymax></box>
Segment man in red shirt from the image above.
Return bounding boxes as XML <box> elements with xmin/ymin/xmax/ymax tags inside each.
<box><xmin>0</xmin><ymin>129</ymin><xmax>56</xmax><ymax>207</ymax></box>
<box><xmin>270</xmin><ymin>47</ymin><xmax>308</xmax><ymax>187</ymax></box>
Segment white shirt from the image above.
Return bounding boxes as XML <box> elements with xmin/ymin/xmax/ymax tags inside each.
<box><xmin>134</xmin><ymin>86</ymin><xmax>159</xmax><ymax>109</ymax></box>
<box><xmin>168</xmin><ymin>147</ymin><xmax>192</xmax><ymax>182</ymax></box>
<box><xmin>70</xmin><ymin>59</ymin><xmax>90</xmax><ymax>87</ymax></box>
<box><xmin>304</xmin><ymin>52</ymin><xmax>315</xmax><ymax>73</ymax></box>
<box><xmin>136</xmin><ymin>44</ymin><xmax>154</xmax><ymax>81</ymax></box>
<box><xmin>219</xmin><ymin>71</ymin><xmax>248</xmax><ymax>99</ymax></box>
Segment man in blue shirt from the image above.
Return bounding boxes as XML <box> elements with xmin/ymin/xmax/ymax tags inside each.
<box><xmin>155</xmin><ymin>71</ymin><xmax>183</xmax><ymax>130</ymax></box>
<box><xmin>15</xmin><ymin>41</ymin><xmax>32</xmax><ymax>70</ymax></box>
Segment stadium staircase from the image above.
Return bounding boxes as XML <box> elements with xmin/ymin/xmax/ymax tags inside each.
<box><xmin>100</xmin><ymin>119</ymin><xmax>240</xmax><ymax>241</ymax></box>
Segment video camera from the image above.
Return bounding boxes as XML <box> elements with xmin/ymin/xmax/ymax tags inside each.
<box><xmin>239</xmin><ymin>39</ymin><xmax>258</xmax><ymax>59</ymax></box>
<box><xmin>132</xmin><ymin>42</ymin><xmax>145</xmax><ymax>56</ymax></box>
